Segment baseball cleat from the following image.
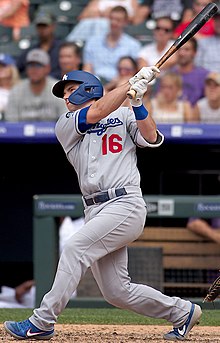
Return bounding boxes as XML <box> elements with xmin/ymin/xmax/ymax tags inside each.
<box><xmin>163</xmin><ymin>303</ymin><xmax>202</xmax><ymax>341</ymax></box>
<box><xmin>4</xmin><ymin>319</ymin><xmax>54</xmax><ymax>340</ymax></box>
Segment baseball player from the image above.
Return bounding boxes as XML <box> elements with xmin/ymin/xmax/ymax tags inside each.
<box><xmin>4</xmin><ymin>68</ymin><xmax>202</xmax><ymax>341</ymax></box>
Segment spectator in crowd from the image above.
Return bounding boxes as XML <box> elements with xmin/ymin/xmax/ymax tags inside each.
<box><xmin>105</xmin><ymin>55</ymin><xmax>138</xmax><ymax>107</ymax></box>
<box><xmin>105</xmin><ymin>55</ymin><xmax>138</xmax><ymax>92</ymax></box>
<box><xmin>145</xmin><ymin>71</ymin><xmax>194</xmax><ymax>123</ymax></box>
<box><xmin>170</xmin><ymin>37</ymin><xmax>210</xmax><ymax>106</ymax></box>
<box><xmin>137</xmin><ymin>16</ymin><xmax>177</xmax><ymax>71</ymax></box>
<box><xmin>134</xmin><ymin>0</ymin><xmax>193</xmax><ymax>25</ymax></box>
<box><xmin>187</xmin><ymin>217</ymin><xmax>220</xmax><ymax>244</ymax></box>
<box><xmin>4</xmin><ymin>49</ymin><xmax>66</xmax><ymax>121</ymax></box>
<box><xmin>192</xmin><ymin>72</ymin><xmax>220</xmax><ymax>123</ymax></box>
<box><xmin>174</xmin><ymin>0</ymin><xmax>215</xmax><ymax>39</ymax></box>
<box><xmin>83</xmin><ymin>6</ymin><xmax>141</xmax><ymax>84</ymax></box>
<box><xmin>78</xmin><ymin>0</ymin><xmax>139</xmax><ymax>23</ymax></box>
<box><xmin>195</xmin><ymin>11</ymin><xmax>220</xmax><ymax>72</ymax></box>
<box><xmin>16</xmin><ymin>11</ymin><xmax>62</xmax><ymax>79</ymax></box>
<box><xmin>0</xmin><ymin>0</ymin><xmax>30</xmax><ymax>41</ymax></box>
<box><xmin>0</xmin><ymin>54</ymin><xmax>20</xmax><ymax>120</ymax></box>
<box><xmin>66</xmin><ymin>0</ymin><xmax>140</xmax><ymax>43</ymax></box>
<box><xmin>58</xmin><ymin>42</ymin><xmax>82</xmax><ymax>77</ymax></box>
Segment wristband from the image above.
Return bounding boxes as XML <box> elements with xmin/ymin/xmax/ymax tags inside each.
<box><xmin>132</xmin><ymin>104</ymin><xmax>148</xmax><ymax>120</ymax></box>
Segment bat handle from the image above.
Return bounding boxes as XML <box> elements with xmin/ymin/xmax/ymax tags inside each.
<box><xmin>127</xmin><ymin>89</ymin><xmax>136</xmax><ymax>99</ymax></box>
<box><xmin>126</xmin><ymin>63</ymin><xmax>160</xmax><ymax>100</ymax></box>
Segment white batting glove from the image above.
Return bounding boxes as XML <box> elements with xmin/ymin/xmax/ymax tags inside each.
<box><xmin>129</xmin><ymin>66</ymin><xmax>160</xmax><ymax>85</ymax></box>
<box><xmin>129</xmin><ymin>79</ymin><xmax>148</xmax><ymax>107</ymax></box>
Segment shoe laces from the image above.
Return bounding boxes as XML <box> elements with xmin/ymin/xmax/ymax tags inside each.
<box><xmin>17</xmin><ymin>319</ymin><xmax>31</xmax><ymax>331</ymax></box>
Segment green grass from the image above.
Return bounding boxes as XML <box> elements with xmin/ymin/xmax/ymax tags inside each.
<box><xmin>0</xmin><ymin>308</ymin><xmax>219</xmax><ymax>326</ymax></box>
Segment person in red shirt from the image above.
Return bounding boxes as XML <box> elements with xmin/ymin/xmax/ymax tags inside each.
<box><xmin>174</xmin><ymin>0</ymin><xmax>215</xmax><ymax>39</ymax></box>
<box><xmin>0</xmin><ymin>0</ymin><xmax>30</xmax><ymax>41</ymax></box>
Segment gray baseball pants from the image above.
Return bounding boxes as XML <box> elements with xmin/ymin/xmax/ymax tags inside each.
<box><xmin>30</xmin><ymin>188</ymin><xmax>191</xmax><ymax>331</ymax></box>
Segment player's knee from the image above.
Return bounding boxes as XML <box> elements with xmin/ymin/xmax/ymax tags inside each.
<box><xmin>102</xmin><ymin>286</ymin><xmax>130</xmax><ymax>307</ymax></box>
<box><xmin>61</xmin><ymin>242</ymin><xmax>92</xmax><ymax>268</ymax></box>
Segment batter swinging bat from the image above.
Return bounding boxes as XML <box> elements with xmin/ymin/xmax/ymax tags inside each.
<box><xmin>127</xmin><ymin>2</ymin><xmax>218</xmax><ymax>99</ymax></box>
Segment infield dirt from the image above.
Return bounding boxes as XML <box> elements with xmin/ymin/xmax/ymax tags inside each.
<box><xmin>1</xmin><ymin>324</ymin><xmax>220</xmax><ymax>342</ymax></box>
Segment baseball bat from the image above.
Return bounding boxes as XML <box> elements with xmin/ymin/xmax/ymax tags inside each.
<box><xmin>127</xmin><ymin>2</ymin><xmax>218</xmax><ymax>99</ymax></box>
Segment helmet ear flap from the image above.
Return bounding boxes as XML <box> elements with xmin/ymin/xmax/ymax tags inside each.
<box><xmin>68</xmin><ymin>83</ymin><xmax>102</xmax><ymax>105</ymax></box>
<box><xmin>68</xmin><ymin>84</ymin><xmax>87</xmax><ymax>105</ymax></box>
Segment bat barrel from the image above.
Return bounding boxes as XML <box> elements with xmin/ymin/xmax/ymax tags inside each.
<box><xmin>173</xmin><ymin>2</ymin><xmax>218</xmax><ymax>49</ymax></box>
<box><xmin>126</xmin><ymin>2</ymin><xmax>218</xmax><ymax>100</ymax></box>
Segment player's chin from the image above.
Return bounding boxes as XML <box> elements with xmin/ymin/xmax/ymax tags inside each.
<box><xmin>66</xmin><ymin>102</ymin><xmax>76</xmax><ymax>112</ymax></box>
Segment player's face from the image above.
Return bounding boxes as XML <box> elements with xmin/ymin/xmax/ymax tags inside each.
<box><xmin>63</xmin><ymin>82</ymin><xmax>81</xmax><ymax>111</ymax></box>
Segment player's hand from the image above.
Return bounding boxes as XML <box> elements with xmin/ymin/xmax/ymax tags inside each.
<box><xmin>129</xmin><ymin>66</ymin><xmax>160</xmax><ymax>85</ymax></box>
<box><xmin>129</xmin><ymin>79</ymin><xmax>148</xmax><ymax>107</ymax></box>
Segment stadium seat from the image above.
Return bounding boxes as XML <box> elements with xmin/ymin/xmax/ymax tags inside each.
<box><xmin>19</xmin><ymin>18</ymin><xmax>71</xmax><ymax>46</ymax></box>
<box><xmin>0</xmin><ymin>25</ymin><xmax>13</xmax><ymax>44</ymax></box>
<box><xmin>55</xmin><ymin>23</ymin><xmax>72</xmax><ymax>39</ymax></box>
<box><xmin>125</xmin><ymin>22</ymin><xmax>154</xmax><ymax>46</ymax></box>
<box><xmin>38</xmin><ymin>1</ymin><xmax>83</xmax><ymax>26</ymax></box>
<box><xmin>19</xmin><ymin>24</ymin><xmax>37</xmax><ymax>40</ymax></box>
<box><xmin>18</xmin><ymin>25</ymin><xmax>38</xmax><ymax>50</ymax></box>
<box><xmin>0</xmin><ymin>41</ymin><xmax>22</xmax><ymax>59</ymax></box>
<box><xmin>30</xmin><ymin>0</ymin><xmax>54</xmax><ymax>5</ymax></box>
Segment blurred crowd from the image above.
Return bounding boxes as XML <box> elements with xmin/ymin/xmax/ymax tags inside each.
<box><xmin>0</xmin><ymin>0</ymin><xmax>220</xmax><ymax>123</ymax></box>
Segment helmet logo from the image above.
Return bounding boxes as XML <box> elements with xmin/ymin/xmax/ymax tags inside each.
<box><xmin>62</xmin><ymin>74</ymin><xmax>68</xmax><ymax>80</ymax></box>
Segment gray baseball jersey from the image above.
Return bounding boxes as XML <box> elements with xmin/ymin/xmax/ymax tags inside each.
<box><xmin>55</xmin><ymin>106</ymin><xmax>163</xmax><ymax>196</ymax></box>
<box><xmin>30</xmin><ymin>106</ymin><xmax>192</xmax><ymax>332</ymax></box>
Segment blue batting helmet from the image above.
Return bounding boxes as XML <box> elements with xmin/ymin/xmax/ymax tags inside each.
<box><xmin>52</xmin><ymin>70</ymin><xmax>103</xmax><ymax>105</ymax></box>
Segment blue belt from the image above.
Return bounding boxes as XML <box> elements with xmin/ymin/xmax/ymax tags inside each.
<box><xmin>84</xmin><ymin>188</ymin><xmax>127</xmax><ymax>206</ymax></box>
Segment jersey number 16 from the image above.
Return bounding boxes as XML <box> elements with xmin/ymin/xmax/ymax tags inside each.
<box><xmin>102</xmin><ymin>133</ymin><xmax>122</xmax><ymax>155</ymax></box>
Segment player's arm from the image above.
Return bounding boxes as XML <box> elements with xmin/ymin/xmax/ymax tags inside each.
<box><xmin>135</xmin><ymin>113</ymin><xmax>158</xmax><ymax>143</ymax></box>
<box><xmin>86</xmin><ymin>82</ymin><xmax>130</xmax><ymax>123</ymax></box>
<box><xmin>128</xmin><ymin>71</ymin><xmax>163</xmax><ymax>144</ymax></box>
<box><xmin>130</xmin><ymin>91</ymin><xmax>162</xmax><ymax>144</ymax></box>
<box><xmin>87</xmin><ymin>66</ymin><xmax>160</xmax><ymax>126</ymax></box>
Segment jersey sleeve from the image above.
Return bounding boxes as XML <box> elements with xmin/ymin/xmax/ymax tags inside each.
<box><xmin>126</xmin><ymin>107</ymin><xmax>164</xmax><ymax>148</ymax></box>
<box><xmin>55</xmin><ymin>107</ymin><xmax>93</xmax><ymax>154</ymax></box>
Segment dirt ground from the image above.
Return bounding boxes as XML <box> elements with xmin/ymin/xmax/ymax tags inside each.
<box><xmin>1</xmin><ymin>324</ymin><xmax>220</xmax><ymax>342</ymax></box>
